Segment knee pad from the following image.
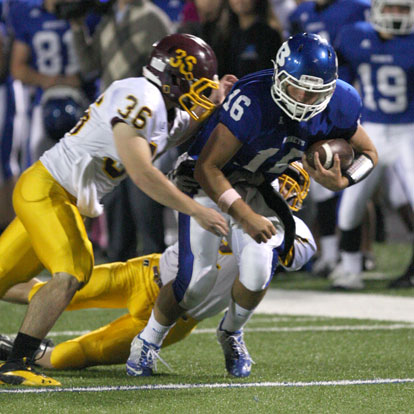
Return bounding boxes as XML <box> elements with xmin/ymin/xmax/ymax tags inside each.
<box><xmin>239</xmin><ymin>244</ymin><xmax>274</xmax><ymax>291</ymax></box>
<box><xmin>50</xmin><ymin>341</ymin><xmax>87</xmax><ymax>370</ymax></box>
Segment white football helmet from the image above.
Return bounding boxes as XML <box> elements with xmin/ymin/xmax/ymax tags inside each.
<box><xmin>371</xmin><ymin>0</ymin><xmax>414</xmax><ymax>35</ymax></box>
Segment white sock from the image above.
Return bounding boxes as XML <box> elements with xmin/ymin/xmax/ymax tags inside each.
<box><xmin>341</xmin><ymin>251</ymin><xmax>363</xmax><ymax>274</ymax></box>
<box><xmin>140</xmin><ymin>311</ymin><xmax>174</xmax><ymax>347</ymax></box>
<box><xmin>320</xmin><ymin>235</ymin><xmax>339</xmax><ymax>263</ymax></box>
<box><xmin>220</xmin><ymin>299</ymin><xmax>254</xmax><ymax>333</ymax></box>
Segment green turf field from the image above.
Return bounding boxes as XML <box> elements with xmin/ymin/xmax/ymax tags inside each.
<box><xmin>1</xmin><ymin>242</ymin><xmax>414</xmax><ymax>413</ymax></box>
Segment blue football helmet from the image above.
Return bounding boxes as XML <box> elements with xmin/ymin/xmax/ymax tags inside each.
<box><xmin>42</xmin><ymin>86</ymin><xmax>89</xmax><ymax>142</ymax></box>
<box><xmin>371</xmin><ymin>0</ymin><xmax>414</xmax><ymax>35</ymax></box>
<box><xmin>271</xmin><ymin>33</ymin><xmax>338</xmax><ymax>122</ymax></box>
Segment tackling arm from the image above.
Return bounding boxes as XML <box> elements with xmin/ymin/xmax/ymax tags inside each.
<box><xmin>113</xmin><ymin>122</ymin><xmax>228</xmax><ymax>236</ymax></box>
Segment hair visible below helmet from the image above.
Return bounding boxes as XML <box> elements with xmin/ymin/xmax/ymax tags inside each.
<box><xmin>143</xmin><ymin>33</ymin><xmax>219</xmax><ymax>122</ymax></box>
<box><xmin>42</xmin><ymin>86</ymin><xmax>89</xmax><ymax>142</ymax></box>
<box><xmin>371</xmin><ymin>0</ymin><xmax>414</xmax><ymax>35</ymax></box>
<box><xmin>271</xmin><ymin>33</ymin><xmax>338</xmax><ymax>122</ymax></box>
<box><xmin>278</xmin><ymin>161</ymin><xmax>310</xmax><ymax>211</ymax></box>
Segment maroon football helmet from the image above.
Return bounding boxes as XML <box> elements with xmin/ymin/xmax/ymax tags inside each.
<box><xmin>143</xmin><ymin>33</ymin><xmax>219</xmax><ymax>121</ymax></box>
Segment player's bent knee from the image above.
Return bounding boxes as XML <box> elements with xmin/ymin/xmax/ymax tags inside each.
<box><xmin>53</xmin><ymin>272</ymin><xmax>83</xmax><ymax>293</ymax></box>
<box><xmin>50</xmin><ymin>341</ymin><xmax>87</xmax><ymax>369</ymax></box>
<box><xmin>239</xmin><ymin>245</ymin><xmax>273</xmax><ymax>291</ymax></box>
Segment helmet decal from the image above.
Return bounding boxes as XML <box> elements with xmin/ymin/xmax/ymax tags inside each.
<box><xmin>169</xmin><ymin>49</ymin><xmax>197</xmax><ymax>81</ymax></box>
<box><xmin>276</xmin><ymin>42</ymin><xmax>291</xmax><ymax>67</ymax></box>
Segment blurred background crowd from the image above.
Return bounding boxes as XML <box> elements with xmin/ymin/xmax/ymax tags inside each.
<box><xmin>0</xmin><ymin>0</ymin><xmax>412</xmax><ymax>289</ymax></box>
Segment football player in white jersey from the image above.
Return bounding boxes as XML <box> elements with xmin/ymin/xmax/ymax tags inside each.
<box><xmin>0</xmin><ymin>33</ymin><xmax>234</xmax><ymax>387</ymax></box>
<box><xmin>0</xmin><ymin>163</ymin><xmax>316</xmax><ymax>372</ymax></box>
<box><xmin>330</xmin><ymin>0</ymin><xmax>414</xmax><ymax>289</ymax></box>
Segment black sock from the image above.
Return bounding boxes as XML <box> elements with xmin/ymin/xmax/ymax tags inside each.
<box><xmin>8</xmin><ymin>333</ymin><xmax>42</xmax><ymax>362</ymax></box>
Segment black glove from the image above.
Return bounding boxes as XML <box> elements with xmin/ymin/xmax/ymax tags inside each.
<box><xmin>167</xmin><ymin>155</ymin><xmax>200</xmax><ymax>195</ymax></box>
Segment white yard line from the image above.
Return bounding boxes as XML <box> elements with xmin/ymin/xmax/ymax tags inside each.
<box><xmin>1</xmin><ymin>378</ymin><xmax>414</xmax><ymax>394</ymax></box>
<box><xmin>5</xmin><ymin>322</ymin><xmax>413</xmax><ymax>338</ymax></box>
<box><xmin>257</xmin><ymin>289</ymin><xmax>414</xmax><ymax>322</ymax></box>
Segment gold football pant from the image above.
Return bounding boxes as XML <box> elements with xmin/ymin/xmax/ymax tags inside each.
<box><xmin>28</xmin><ymin>254</ymin><xmax>198</xmax><ymax>369</ymax></box>
<box><xmin>0</xmin><ymin>161</ymin><xmax>94</xmax><ymax>297</ymax></box>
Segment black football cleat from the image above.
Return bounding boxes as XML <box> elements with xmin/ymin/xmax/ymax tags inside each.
<box><xmin>388</xmin><ymin>274</ymin><xmax>414</xmax><ymax>288</ymax></box>
<box><xmin>0</xmin><ymin>335</ymin><xmax>54</xmax><ymax>362</ymax></box>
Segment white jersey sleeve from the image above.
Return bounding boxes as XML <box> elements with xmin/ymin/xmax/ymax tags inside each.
<box><xmin>161</xmin><ymin>108</ymin><xmax>191</xmax><ymax>154</ymax></box>
<box><xmin>40</xmin><ymin>78</ymin><xmax>171</xmax><ymax>217</ymax></box>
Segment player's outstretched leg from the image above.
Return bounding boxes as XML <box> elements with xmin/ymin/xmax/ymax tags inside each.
<box><xmin>216</xmin><ymin>314</ymin><xmax>253</xmax><ymax>378</ymax></box>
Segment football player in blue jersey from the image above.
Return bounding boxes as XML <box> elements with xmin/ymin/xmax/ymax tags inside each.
<box><xmin>329</xmin><ymin>0</ymin><xmax>414</xmax><ymax>290</ymax></box>
<box><xmin>127</xmin><ymin>33</ymin><xmax>378</xmax><ymax>378</ymax></box>
<box><xmin>8</xmin><ymin>0</ymin><xmax>92</xmax><ymax>165</ymax></box>
<box><xmin>289</xmin><ymin>0</ymin><xmax>372</xmax><ymax>278</ymax></box>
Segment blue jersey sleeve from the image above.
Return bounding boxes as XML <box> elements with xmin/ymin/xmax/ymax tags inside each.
<box><xmin>328</xmin><ymin>80</ymin><xmax>362</xmax><ymax>139</ymax></box>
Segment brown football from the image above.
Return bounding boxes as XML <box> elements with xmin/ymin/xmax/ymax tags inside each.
<box><xmin>305</xmin><ymin>139</ymin><xmax>354</xmax><ymax>171</ymax></box>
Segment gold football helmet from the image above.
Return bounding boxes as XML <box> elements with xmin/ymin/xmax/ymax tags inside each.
<box><xmin>278</xmin><ymin>161</ymin><xmax>310</xmax><ymax>211</ymax></box>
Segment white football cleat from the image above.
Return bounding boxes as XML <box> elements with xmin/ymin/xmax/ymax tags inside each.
<box><xmin>330</xmin><ymin>270</ymin><xmax>364</xmax><ymax>290</ymax></box>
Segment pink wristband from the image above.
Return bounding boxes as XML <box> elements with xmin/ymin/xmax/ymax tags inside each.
<box><xmin>217</xmin><ymin>189</ymin><xmax>241</xmax><ymax>213</ymax></box>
